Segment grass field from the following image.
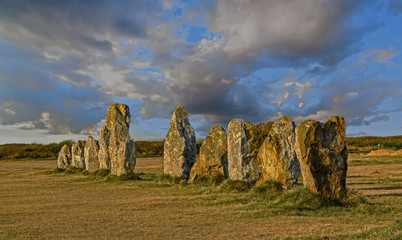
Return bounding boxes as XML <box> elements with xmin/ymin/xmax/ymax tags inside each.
<box><xmin>0</xmin><ymin>155</ymin><xmax>401</xmax><ymax>239</ymax></box>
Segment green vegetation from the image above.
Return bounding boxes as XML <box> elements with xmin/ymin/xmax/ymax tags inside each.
<box><xmin>1</xmin><ymin>135</ymin><xmax>400</xmax><ymax>161</ymax></box>
<box><xmin>0</xmin><ymin>139</ymin><xmax>204</xmax><ymax>161</ymax></box>
<box><xmin>346</xmin><ymin>135</ymin><xmax>402</xmax><ymax>153</ymax></box>
<box><xmin>0</xmin><ymin>140</ymin><xmax>73</xmax><ymax>160</ymax></box>
<box><xmin>136</xmin><ymin>141</ymin><xmax>165</xmax><ymax>158</ymax></box>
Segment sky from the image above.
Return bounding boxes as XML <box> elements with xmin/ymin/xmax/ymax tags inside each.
<box><xmin>0</xmin><ymin>0</ymin><xmax>401</xmax><ymax>144</ymax></box>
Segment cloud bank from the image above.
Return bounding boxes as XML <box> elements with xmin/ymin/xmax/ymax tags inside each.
<box><xmin>0</xmin><ymin>0</ymin><xmax>401</xmax><ymax>140</ymax></box>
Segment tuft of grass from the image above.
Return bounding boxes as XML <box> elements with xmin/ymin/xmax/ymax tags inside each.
<box><xmin>192</xmin><ymin>173</ymin><xmax>227</xmax><ymax>186</ymax></box>
<box><xmin>154</xmin><ymin>174</ymin><xmax>183</xmax><ymax>184</ymax></box>
<box><xmin>105</xmin><ymin>173</ymin><xmax>141</xmax><ymax>182</ymax></box>
<box><xmin>41</xmin><ymin>168</ymin><xmax>65</xmax><ymax>175</ymax></box>
<box><xmin>338</xmin><ymin>189</ymin><xmax>367</xmax><ymax>207</ymax></box>
<box><xmin>64</xmin><ymin>166</ymin><xmax>84</xmax><ymax>174</ymax></box>
<box><xmin>267</xmin><ymin>187</ymin><xmax>369</xmax><ymax>213</ymax></box>
<box><xmin>271</xmin><ymin>187</ymin><xmax>325</xmax><ymax>211</ymax></box>
<box><xmin>92</xmin><ymin>169</ymin><xmax>111</xmax><ymax>177</ymax></box>
<box><xmin>219</xmin><ymin>179</ymin><xmax>251</xmax><ymax>192</ymax></box>
<box><xmin>250</xmin><ymin>181</ymin><xmax>284</xmax><ymax>199</ymax></box>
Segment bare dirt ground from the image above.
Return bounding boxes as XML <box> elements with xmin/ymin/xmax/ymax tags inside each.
<box><xmin>0</xmin><ymin>155</ymin><xmax>401</xmax><ymax>240</ymax></box>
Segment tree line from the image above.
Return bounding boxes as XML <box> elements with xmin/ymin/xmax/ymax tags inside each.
<box><xmin>0</xmin><ymin>136</ymin><xmax>400</xmax><ymax>160</ymax></box>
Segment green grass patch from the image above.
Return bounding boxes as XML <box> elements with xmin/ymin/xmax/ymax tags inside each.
<box><xmin>64</xmin><ymin>166</ymin><xmax>84</xmax><ymax>174</ymax></box>
<box><xmin>192</xmin><ymin>173</ymin><xmax>227</xmax><ymax>186</ymax></box>
<box><xmin>92</xmin><ymin>168</ymin><xmax>111</xmax><ymax>177</ymax></box>
<box><xmin>104</xmin><ymin>173</ymin><xmax>141</xmax><ymax>182</ymax></box>
<box><xmin>219</xmin><ymin>179</ymin><xmax>251</xmax><ymax>192</ymax></box>
<box><xmin>154</xmin><ymin>174</ymin><xmax>184</xmax><ymax>184</ymax></box>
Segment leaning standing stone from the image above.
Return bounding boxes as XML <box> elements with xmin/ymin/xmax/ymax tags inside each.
<box><xmin>295</xmin><ymin>116</ymin><xmax>348</xmax><ymax>199</ymax></box>
<box><xmin>57</xmin><ymin>144</ymin><xmax>71</xmax><ymax>169</ymax></box>
<box><xmin>257</xmin><ymin>116</ymin><xmax>300</xmax><ymax>187</ymax></box>
<box><xmin>163</xmin><ymin>104</ymin><xmax>196</xmax><ymax>180</ymax></box>
<box><xmin>189</xmin><ymin>125</ymin><xmax>228</xmax><ymax>182</ymax></box>
<box><xmin>71</xmin><ymin>140</ymin><xmax>86</xmax><ymax>169</ymax></box>
<box><xmin>84</xmin><ymin>136</ymin><xmax>99</xmax><ymax>172</ymax></box>
<box><xmin>227</xmin><ymin>119</ymin><xmax>260</xmax><ymax>182</ymax></box>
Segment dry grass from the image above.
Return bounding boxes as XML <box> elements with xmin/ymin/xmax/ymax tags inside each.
<box><xmin>366</xmin><ymin>149</ymin><xmax>396</xmax><ymax>156</ymax></box>
<box><xmin>0</xmin><ymin>155</ymin><xmax>401</xmax><ymax>240</ymax></box>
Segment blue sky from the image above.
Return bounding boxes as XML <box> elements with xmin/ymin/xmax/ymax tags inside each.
<box><xmin>0</xmin><ymin>0</ymin><xmax>401</xmax><ymax>144</ymax></box>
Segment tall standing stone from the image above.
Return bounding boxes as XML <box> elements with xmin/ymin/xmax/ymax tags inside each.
<box><xmin>71</xmin><ymin>140</ymin><xmax>86</xmax><ymax>169</ymax></box>
<box><xmin>163</xmin><ymin>104</ymin><xmax>196</xmax><ymax>180</ymax></box>
<box><xmin>84</xmin><ymin>136</ymin><xmax>99</xmax><ymax>172</ymax></box>
<box><xmin>57</xmin><ymin>144</ymin><xmax>71</xmax><ymax>169</ymax></box>
<box><xmin>257</xmin><ymin>116</ymin><xmax>300</xmax><ymax>187</ymax></box>
<box><xmin>106</xmin><ymin>104</ymin><xmax>136</xmax><ymax>176</ymax></box>
<box><xmin>98</xmin><ymin>126</ymin><xmax>111</xmax><ymax>170</ymax></box>
<box><xmin>189</xmin><ymin>125</ymin><xmax>228</xmax><ymax>182</ymax></box>
<box><xmin>295</xmin><ymin>116</ymin><xmax>348</xmax><ymax>199</ymax></box>
<box><xmin>227</xmin><ymin>119</ymin><xmax>260</xmax><ymax>182</ymax></box>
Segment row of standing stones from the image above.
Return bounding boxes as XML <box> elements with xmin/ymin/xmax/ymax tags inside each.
<box><xmin>58</xmin><ymin>103</ymin><xmax>347</xmax><ymax>200</ymax></box>
<box><xmin>164</xmin><ymin>104</ymin><xmax>348</xmax><ymax>200</ymax></box>
<box><xmin>57</xmin><ymin>104</ymin><xmax>136</xmax><ymax>176</ymax></box>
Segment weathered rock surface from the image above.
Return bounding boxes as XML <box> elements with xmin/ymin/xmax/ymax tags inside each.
<box><xmin>227</xmin><ymin>119</ymin><xmax>260</xmax><ymax>182</ymax></box>
<box><xmin>163</xmin><ymin>104</ymin><xmax>196</xmax><ymax>180</ymax></box>
<box><xmin>106</xmin><ymin>104</ymin><xmax>136</xmax><ymax>176</ymax></box>
<box><xmin>84</xmin><ymin>136</ymin><xmax>99</xmax><ymax>172</ymax></box>
<box><xmin>58</xmin><ymin>144</ymin><xmax>71</xmax><ymax>169</ymax></box>
<box><xmin>295</xmin><ymin>116</ymin><xmax>348</xmax><ymax>199</ymax></box>
<box><xmin>189</xmin><ymin>125</ymin><xmax>228</xmax><ymax>182</ymax></box>
<box><xmin>248</xmin><ymin>121</ymin><xmax>273</xmax><ymax>163</ymax></box>
<box><xmin>257</xmin><ymin>116</ymin><xmax>300</xmax><ymax>186</ymax></box>
<box><xmin>98</xmin><ymin>126</ymin><xmax>111</xmax><ymax>170</ymax></box>
<box><xmin>71</xmin><ymin>140</ymin><xmax>86</xmax><ymax>169</ymax></box>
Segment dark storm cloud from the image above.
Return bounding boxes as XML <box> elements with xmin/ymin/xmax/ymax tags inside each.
<box><xmin>155</xmin><ymin>0</ymin><xmax>382</xmax><ymax>130</ymax></box>
<box><xmin>0</xmin><ymin>0</ymin><xmax>162</xmax><ymax>52</ymax></box>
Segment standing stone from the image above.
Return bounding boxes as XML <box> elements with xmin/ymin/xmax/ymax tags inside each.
<box><xmin>98</xmin><ymin>126</ymin><xmax>111</xmax><ymax>170</ymax></box>
<box><xmin>84</xmin><ymin>136</ymin><xmax>99</xmax><ymax>172</ymax></box>
<box><xmin>257</xmin><ymin>116</ymin><xmax>300</xmax><ymax>187</ymax></box>
<box><xmin>106</xmin><ymin>104</ymin><xmax>136</xmax><ymax>176</ymax></box>
<box><xmin>295</xmin><ymin>116</ymin><xmax>348</xmax><ymax>199</ymax></box>
<box><xmin>57</xmin><ymin>144</ymin><xmax>71</xmax><ymax>169</ymax></box>
<box><xmin>112</xmin><ymin>138</ymin><xmax>136</xmax><ymax>175</ymax></box>
<box><xmin>189</xmin><ymin>125</ymin><xmax>228</xmax><ymax>182</ymax></box>
<box><xmin>163</xmin><ymin>104</ymin><xmax>196</xmax><ymax>180</ymax></box>
<box><xmin>227</xmin><ymin>119</ymin><xmax>260</xmax><ymax>182</ymax></box>
<box><xmin>71</xmin><ymin>140</ymin><xmax>86</xmax><ymax>169</ymax></box>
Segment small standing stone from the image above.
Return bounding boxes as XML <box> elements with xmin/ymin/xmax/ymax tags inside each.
<box><xmin>227</xmin><ymin>119</ymin><xmax>260</xmax><ymax>182</ymax></box>
<box><xmin>189</xmin><ymin>125</ymin><xmax>228</xmax><ymax>182</ymax></box>
<box><xmin>57</xmin><ymin>144</ymin><xmax>71</xmax><ymax>169</ymax></box>
<box><xmin>163</xmin><ymin>104</ymin><xmax>196</xmax><ymax>180</ymax></box>
<box><xmin>84</xmin><ymin>136</ymin><xmax>99</xmax><ymax>172</ymax></box>
<box><xmin>295</xmin><ymin>116</ymin><xmax>348</xmax><ymax>199</ymax></box>
<box><xmin>257</xmin><ymin>116</ymin><xmax>300</xmax><ymax>186</ymax></box>
<box><xmin>98</xmin><ymin>126</ymin><xmax>111</xmax><ymax>170</ymax></box>
<box><xmin>71</xmin><ymin>140</ymin><xmax>86</xmax><ymax>169</ymax></box>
